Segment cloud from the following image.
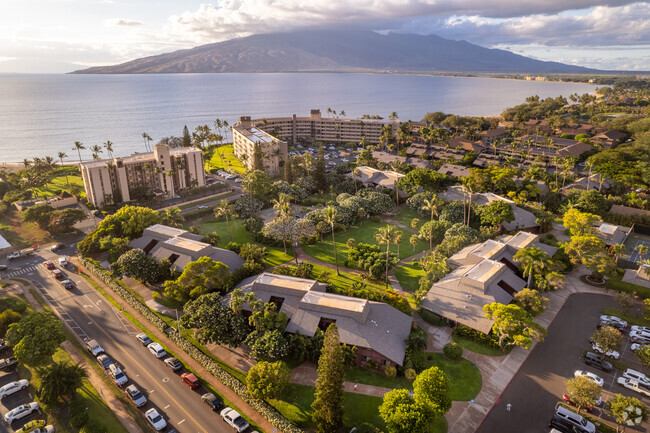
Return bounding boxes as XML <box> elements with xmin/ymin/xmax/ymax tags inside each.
<box><xmin>163</xmin><ymin>0</ymin><xmax>642</xmax><ymax>45</ymax></box>
<box><xmin>105</xmin><ymin>18</ymin><xmax>144</xmax><ymax>27</ymax></box>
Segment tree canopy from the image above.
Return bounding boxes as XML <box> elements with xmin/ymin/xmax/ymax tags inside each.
<box><xmin>6</xmin><ymin>311</ymin><xmax>66</xmax><ymax>366</ymax></box>
<box><xmin>483</xmin><ymin>303</ymin><xmax>546</xmax><ymax>349</ymax></box>
<box><xmin>164</xmin><ymin>256</ymin><xmax>232</xmax><ymax>302</ymax></box>
<box><xmin>312</xmin><ymin>324</ymin><xmax>345</xmax><ymax>433</ymax></box>
<box><xmin>181</xmin><ymin>293</ymin><xmax>248</xmax><ymax>347</ymax></box>
<box><xmin>246</xmin><ymin>361</ymin><xmax>291</xmax><ymax>400</ymax></box>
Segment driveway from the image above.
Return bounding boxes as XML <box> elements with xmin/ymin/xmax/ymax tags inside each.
<box><xmin>476</xmin><ymin>293</ymin><xmax>650</xmax><ymax>433</ymax></box>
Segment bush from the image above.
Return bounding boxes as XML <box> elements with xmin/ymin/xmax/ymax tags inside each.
<box><xmin>452</xmin><ymin>325</ymin><xmax>502</xmax><ymax>350</ymax></box>
<box><xmin>606</xmin><ymin>278</ymin><xmax>650</xmax><ymax>299</ymax></box>
<box><xmin>418</xmin><ymin>309</ymin><xmax>447</xmax><ymax>327</ymax></box>
<box><xmin>405</xmin><ymin>368</ymin><xmax>417</xmax><ymax>380</ymax></box>
<box><xmin>70</xmin><ymin>412</ymin><xmax>89</xmax><ymax>428</ymax></box>
<box><xmin>0</xmin><ymin>297</ymin><xmax>27</xmax><ymax>314</ymax></box>
<box><xmin>80</xmin><ymin>420</ymin><xmax>107</xmax><ymax>433</ymax></box>
<box><xmin>225</xmin><ymin>242</ymin><xmax>241</xmax><ymax>254</ymax></box>
<box><xmin>443</xmin><ymin>343</ymin><xmax>463</xmax><ymax>360</ymax></box>
<box><xmin>384</xmin><ymin>365</ymin><xmax>397</xmax><ymax>378</ymax></box>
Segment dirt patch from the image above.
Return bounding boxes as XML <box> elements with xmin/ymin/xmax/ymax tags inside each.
<box><xmin>0</xmin><ymin>208</ymin><xmax>53</xmax><ymax>248</ymax></box>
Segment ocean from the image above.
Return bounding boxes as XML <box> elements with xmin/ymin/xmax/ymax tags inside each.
<box><xmin>0</xmin><ymin>73</ymin><xmax>598</xmax><ymax>162</ymax></box>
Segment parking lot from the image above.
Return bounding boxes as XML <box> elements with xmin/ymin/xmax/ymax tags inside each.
<box><xmin>289</xmin><ymin>144</ymin><xmax>360</xmax><ymax>171</ymax></box>
<box><xmin>0</xmin><ymin>362</ymin><xmax>43</xmax><ymax>433</ymax></box>
<box><xmin>477</xmin><ymin>293</ymin><xmax>650</xmax><ymax>433</ymax></box>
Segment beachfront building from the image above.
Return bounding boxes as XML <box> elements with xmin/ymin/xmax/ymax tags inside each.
<box><xmin>232</xmin><ymin>117</ymin><xmax>288</xmax><ymax>176</ymax></box>
<box><xmin>80</xmin><ymin>144</ymin><xmax>205</xmax><ymax>207</ymax></box>
<box><xmin>234</xmin><ymin>273</ymin><xmax>413</xmax><ymax>368</ymax></box>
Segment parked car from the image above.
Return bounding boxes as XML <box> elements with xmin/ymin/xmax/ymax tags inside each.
<box><xmin>631</xmin><ymin>343</ymin><xmax>648</xmax><ymax>352</ymax></box>
<box><xmin>0</xmin><ymin>380</ymin><xmax>29</xmax><ymax>399</ymax></box>
<box><xmin>4</xmin><ymin>402</ymin><xmax>39</xmax><ymax>423</ymax></box>
<box><xmin>85</xmin><ymin>339</ymin><xmax>104</xmax><ymax>356</ymax></box>
<box><xmin>600</xmin><ymin>315</ymin><xmax>628</xmax><ymax>331</ymax></box>
<box><xmin>617</xmin><ymin>377</ymin><xmax>650</xmax><ymax>397</ymax></box>
<box><xmin>549</xmin><ymin>414</ymin><xmax>592</xmax><ymax>433</ymax></box>
<box><xmin>181</xmin><ymin>372</ymin><xmax>200</xmax><ymax>389</ymax></box>
<box><xmin>582</xmin><ymin>352</ymin><xmax>612</xmax><ymax>372</ymax></box>
<box><xmin>125</xmin><ymin>384</ymin><xmax>147</xmax><ymax>407</ymax></box>
<box><xmin>0</xmin><ymin>265</ymin><xmax>6</xmax><ymax>271</ymax></box>
<box><xmin>0</xmin><ymin>340</ymin><xmax>8</xmax><ymax>352</ymax></box>
<box><xmin>220</xmin><ymin>408</ymin><xmax>249</xmax><ymax>432</ymax></box>
<box><xmin>52</xmin><ymin>269</ymin><xmax>64</xmax><ymax>279</ymax></box>
<box><xmin>135</xmin><ymin>333</ymin><xmax>152</xmax><ymax>346</ymax></box>
<box><xmin>591</xmin><ymin>343</ymin><xmax>620</xmax><ymax>359</ymax></box>
<box><xmin>43</xmin><ymin>260</ymin><xmax>55</xmax><ymax>270</ymax></box>
<box><xmin>554</xmin><ymin>405</ymin><xmax>596</xmax><ymax>433</ymax></box>
<box><xmin>623</xmin><ymin>369</ymin><xmax>650</xmax><ymax>387</ymax></box>
<box><xmin>630</xmin><ymin>330</ymin><xmax>650</xmax><ymax>344</ymax></box>
<box><xmin>96</xmin><ymin>354</ymin><xmax>113</xmax><ymax>370</ymax></box>
<box><xmin>61</xmin><ymin>279</ymin><xmax>75</xmax><ymax>290</ymax></box>
<box><xmin>147</xmin><ymin>342</ymin><xmax>166</xmax><ymax>358</ymax></box>
<box><xmin>164</xmin><ymin>357</ymin><xmax>182</xmax><ymax>371</ymax></box>
<box><xmin>201</xmin><ymin>393</ymin><xmax>223</xmax><ymax>411</ymax></box>
<box><xmin>108</xmin><ymin>364</ymin><xmax>128</xmax><ymax>386</ymax></box>
<box><xmin>15</xmin><ymin>420</ymin><xmax>54</xmax><ymax>433</ymax></box>
<box><xmin>50</xmin><ymin>243</ymin><xmax>65</xmax><ymax>251</ymax></box>
<box><xmin>562</xmin><ymin>393</ymin><xmax>601</xmax><ymax>412</ymax></box>
<box><xmin>574</xmin><ymin>370</ymin><xmax>604</xmax><ymax>387</ymax></box>
<box><xmin>0</xmin><ymin>357</ymin><xmax>19</xmax><ymax>370</ymax></box>
<box><xmin>631</xmin><ymin>326</ymin><xmax>650</xmax><ymax>333</ymax></box>
<box><xmin>145</xmin><ymin>408</ymin><xmax>167</xmax><ymax>431</ymax></box>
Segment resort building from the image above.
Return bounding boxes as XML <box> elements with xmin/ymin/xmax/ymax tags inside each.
<box><xmin>129</xmin><ymin>224</ymin><xmax>244</xmax><ymax>273</ymax></box>
<box><xmin>80</xmin><ymin>144</ymin><xmax>205</xmax><ymax>207</ymax></box>
<box><xmin>421</xmin><ymin>231</ymin><xmax>557</xmax><ymax>333</ymax></box>
<box><xmin>232</xmin><ymin>118</ymin><xmax>288</xmax><ymax>176</ymax></box>
<box><xmin>234</xmin><ymin>273</ymin><xmax>413</xmax><ymax>368</ymax></box>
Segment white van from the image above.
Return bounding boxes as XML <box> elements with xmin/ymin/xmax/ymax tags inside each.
<box><xmin>623</xmin><ymin>369</ymin><xmax>650</xmax><ymax>387</ymax></box>
<box><xmin>555</xmin><ymin>406</ymin><xmax>596</xmax><ymax>433</ymax></box>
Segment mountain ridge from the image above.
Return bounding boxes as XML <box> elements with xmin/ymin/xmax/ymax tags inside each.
<box><xmin>72</xmin><ymin>30</ymin><xmax>598</xmax><ymax>74</ymax></box>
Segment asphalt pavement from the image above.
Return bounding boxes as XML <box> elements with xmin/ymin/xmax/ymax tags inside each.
<box><xmin>476</xmin><ymin>293</ymin><xmax>650</xmax><ymax>433</ymax></box>
<box><xmin>1</xmin><ymin>246</ymin><xmax>237</xmax><ymax>433</ymax></box>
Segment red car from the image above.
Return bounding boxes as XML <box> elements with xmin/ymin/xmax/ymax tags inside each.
<box><xmin>44</xmin><ymin>260</ymin><xmax>55</xmax><ymax>270</ymax></box>
<box><xmin>181</xmin><ymin>372</ymin><xmax>200</xmax><ymax>389</ymax></box>
<box><xmin>52</xmin><ymin>269</ymin><xmax>64</xmax><ymax>279</ymax></box>
<box><xmin>562</xmin><ymin>394</ymin><xmax>599</xmax><ymax>412</ymax></box>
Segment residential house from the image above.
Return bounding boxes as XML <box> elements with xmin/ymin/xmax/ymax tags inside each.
<box><xmin>561</xmin><ymin>174</ymin><xmax>612</xmax><ymax>194</ymax></box>
<box><xmin>480</xmin><ymin>127</ymin><xmax>508</xmax><ymax>145</ymax></box>
<box><xmin>448</xmin><ymin>137</ymin><xmax>486</xmax><ymax>153</ymax></box>
<box><xmin>623</xmin><ymin>264</ymin><xmax>650</xmax><ymax>289</ymax></box>
<box><xmin>473</xmin><ymin>154</ymin><xmax>501</xmax><ymax>168</ymax></box>
<box><xmin>592</xmin><ymin>130</ymin><xmax>627</xmax><ymax>149</ymax></box>
<box><xmin>14</xmin><ymin>191</ymin><xmax>78</xmax><ymax>211</ymax></box>
<box><xmin>129</xmin><ymin>224</ymin><xmax>244</xmax><ymax>272</ymax></box>
<box><xmin>524</xmin><ymin>119</ymin><xmax>552</xmax><ymax>134</ymax></box>
<box><xmin>594</xmin><ymin>223</ymin><xmax>631</xmax><ymax>247</ymax></box>
<box><xmin>372</xmin><ymin>151</ymin><xmax>432</xmax><ymax>169</ymax></box>
<box><xmin>559</xmin><ymin>123</ymin><xmax>594</xmax><ymax>137</ymax></box>
<box><xmin>437</xmin><ymin>164</ymin><xmax>470</xmax><ymax>178</ymax></box>
<box><xmin>234</xmin><ymin>273</ymin><xmax>413</xmax><ymax>368</ymax></box>
<box><xmin>609</xmin><ymin>205</ymin><xmax>650</xmax><ymax>218</ymax></box>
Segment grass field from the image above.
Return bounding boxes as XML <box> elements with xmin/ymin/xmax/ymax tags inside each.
<box><xmin>305</xmin><ymin>262</ymin><xmax>388</xmax><ymax>294</ymax></box>
<box><xmin>451</xmin><ymin>333</ymin><xmax>511</xmax><ymax>357</ymax></box>
<box><xmin>301</xmin><ymin>221</ymin><xmax>430</xmax><ymax>268</ymax></box>
<box><xmin>394</xmin><ymin>260</ymin><xmax>425</xmax><ymax>293</ymax></box>
<box><xmin>189</xmin><ymin>217</ymin><xmax>293</xmax><ymax>268</ymax></box>
<box><xmin>206</xmin><ymin>145</ymin><xmax>247</xmax><ymax>175</ymax></box>
<box><xmin>391</xmin><ymin>207</ymin><xmax>422</xmax><ymax>228</ymax></box>
<box><xmin>0</xmin><ymin>208</ymin><xmax>54</xmax><ymax>248</ymax></box>
<box><xmin>35</xmin><ymin>174</ymin><xmax>85</xmax><ymax>199</ymax></box>
<box><xmin>270</xmin><ymin>383</ymin><xmax>448</xmax><ymax>432</ymax></box>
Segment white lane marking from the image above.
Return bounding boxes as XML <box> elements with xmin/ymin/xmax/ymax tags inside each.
<box><xmin>178</xmin><ymin>419</ymin><xmax>186</xmax><ymax>424</ymax></box>
<box><xmin>84</xmin><ymin>294</ymin><xmax>101</xmax><ymax>311</ymax></box>
<box><xmin>164</xmin><ymin>405</ymin><xmax>170</xmax><ymax>409</ymax></box>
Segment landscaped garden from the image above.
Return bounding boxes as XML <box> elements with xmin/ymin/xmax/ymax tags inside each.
<box><xmin>205</xmin><ymin>144</ymin><xmax>247</xmax><ymax>175</ymax></box>
<box><xmin>394</xmin><ymin>259</ymin><xmax>425</xmax><ymax>293</ymax></box>
<box><xmin>34</xmin><ymin>166</ymin><xmax>85</xmax><ymax>198</ymax></box>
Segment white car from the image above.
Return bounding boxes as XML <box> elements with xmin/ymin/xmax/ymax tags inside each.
<box><xmin>135</xmin><ymin>333</ymin><xmax>152</xmax><ymax>346</ymax></box>
<box><xmin>220</xmin><ymin>408</ymin><xmax>249</xmax><ymax>433</ymax></box>
<box><xmin>632</xmin><ymin>326</ymin><xmax>650</xmax><ymax>333</ymax></box>
<box><xmin>145</xmin><ymin>408</ymin><xmax>167</xmax><ymax>431</ymax></box>
<box><xmin>600</xmin><ymin>315</ymin><xmax>628</xmax><ymax>328</ymax></box>
<box><xmin>0</xmin><ymin>380</ymin><xmax>29</xmax><ymax>399</ymax></box>
<box><xmin>591</xmin><ymin>343</ymin><xmax>620</xmax><ymax>359</ymax></box>
<box><xmin>147</xmin><ymin>342</ymin><xmax>166</xmax><ymax>358</ymax></box>
<box><xmin>58</xmin><ymin>257</ymin><xmax>68</xmax><ymax>266</ymax></box>
<box><xmin>574</xmin><ymin>370</ymin><xmax>604</xmax><ymax>387</ymax></box>
<box><xmin>631</xmin><ymin>343</ymin><xmax>648</xmax><ymax>352</ymax></box>
<box><xmin>4</xmin><ymin>402</ymin><xmax>39</xmax><ymax>423</ymax></box>
<box><xmin>617</xmin><ymin>377</ymin><xmax>650</xmax><ymax>397</ymax></box>
<box><xmin>108</xmin><ymin>364</ymin><xmax>128</xmax><ymax>386</ymax></box>
<box><xmin>630</xmin><ymin>330</ymin><xmax>650</xmax><ymax>343</ymax></box>
<box><xmin>623</xmin><ymin>369</ymin><xmax>650</xmax><ymax>387</ymax></box>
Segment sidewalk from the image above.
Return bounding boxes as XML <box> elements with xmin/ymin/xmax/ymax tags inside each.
<box><xmin>2</xmin><ymin>279</ymin><xmax>144</xmax><ymax>433</ymax></box>
<box><xmin>436</xmin><ymin>266</ymin><xmax>611</xmax><ymax>433</ymax></box>
<box><xmin>72</xmin><ymin>258</ymin><xmax>282</xmax><ymax>433</ymax></box>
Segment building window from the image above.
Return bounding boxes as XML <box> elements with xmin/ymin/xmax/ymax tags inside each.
<box><xmin>364</xmin><ymin>356</ymin><xmax>372</xmax><ymax>362</ymax></box>
<box><xmin>381</xmin><ymin>359</ymin><xmax>391</xmax><ymax>366</ymax></box>
<box><xmin>317</xmin><ymin>317</ymin><xmax>336</xmax><ymax>331</ymax></box>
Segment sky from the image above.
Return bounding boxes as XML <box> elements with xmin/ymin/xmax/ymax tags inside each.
<box><xmin>0</xmin><ymin>0</ymin><xmax>648</xmax><ymax>72</ymax></box>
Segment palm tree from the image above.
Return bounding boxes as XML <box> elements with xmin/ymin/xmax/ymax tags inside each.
<box><xmin>57</xmin><ymin>152</ymin><xmax>69</xmax><ymax>184</ymax></box>
<box><xmin>73</xmin><ymin>141</ymin><xmax>85</xmax><ymax>164</ymax></box>
<box><xmin>636</xmin><ymin>244</ymin><xmax>649</xmax><ymax>263</ymax></box>
<box><xmin>90</xmin><ymin>144</ymin><xmax>103</xmax><ymax>160</ymax></box>
<box><xmin>353</xmin><ymin>168</ymin><xmax>361</xmax><ymax>194</ymax></box>
<box><xmin>160</xmin><ymin>207</ymin><xmax>184</xmax><ymax>228</ymax></box>
<box><xmin>142</xmin><ymin>132</ymin><xmax>152</xmax><ymax>152</ymax></box>
<box><xmin>395</xmin><ymin>230</ymin><xmax>404</xmax><ymax>257</ymax></box>
<box><xmin>324</xmin><ymin>205</ymin><xmax>340</xmax><ymax>275</ymax></box>
<box><xmin>104</xmin><ymin>140</ymin><xmax>114</xmax><ymax>158</ymax></box>
<box><xmin>327</xmin><ymin>108</ymin><xmax>332</xmax><ymax>118</ymax></box>
<box><xmin>376</xmin><ymin>225</ymin><xmax>398</xmax><ymax>286</ymax></box>
<box><xmin>513</xmin><ymin>246</ymin><xmax>552</xmax><ymax>288</ymax></box>
<box><xmin>22</xmin><ymin>158</ymin><xmax>31</xmax><ymax>169</ymax></box>
<box><xmin>340</xmin><ymin>110</ymin><xmax>346</xmax><ymax>117</ymax></box>
<box><xmin>610</xmin><ymin>243</ymin><xmax>626</xmax><ymax>264</ymax></box>
<box><xmin>389</xmin><ymin>112</ymin><xmax>398</xmax><ymax>121</ymax></box>
<box><xmin>214</xmin><ymin>200</ymin><xmax>237</xmax><ymax>242</ymax></box>
<box><xmin>421</xmin><ymin>196</ymin><xmax>442</xmax><ymax>250</ymax></box>
<box><xmin>410</xmin><ymin>234</ymin><xmax>419</xmax><ymax>251</ymax></box>
<box><xmin>462</xmin><ymin>177</ymin><xmax>475</xmax><ymax>226</ymax></box>
<box><xmin>36</xmin><ymin>361</ymin><xmax>86</xmax><ymax>404</ymax></box>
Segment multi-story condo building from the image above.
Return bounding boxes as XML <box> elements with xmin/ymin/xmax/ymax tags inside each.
<box><xmin>80</xmin><ymin>143</ymin><xmax>205</xmax><ymax>207</ymax></box>
<box><xmin>232</xmin><ymin>109</ymin><xmax>398</xmax><ymax>176</ymax></box>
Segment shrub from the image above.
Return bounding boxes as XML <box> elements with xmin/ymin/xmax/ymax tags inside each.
<box><xmin>71</xmin><ymin>412</ymin><xmax>89</xmax><ymax>428</ymax></box>
<box><xmin>225</xmin><ymin>242</ymin><xmax>241</xmax><ymax>254</ymax></box>
<box><xmin>443</xmin><ymin>343</ymin><xmax>463</xmax><ymax>360</ymax></box>
<box><xmin>384</xmin><ymin>365</ymin><xmax>397</xmax><ymax>378</ymax></box>
<box><xmin>405</xmin><ymin>368</ymin><xmax>417</xmax><ymax>380</ymax></box>
<box><xmin>418</xmin><ymin>309</ymin><xmax>447</xmax><ymax>327</ymax></box>
<box><xmin>367</xmin><ymin>359</ymin><xmax>379</xmax><ymax>370</ymax></box>
<box><xmin>606</xmin><ymin>278</ymin><xmax>650</xmax><ymax>299</ymax></box>
<box><xmin>80</xmin><ymin>420</ymin><xmax>107</xmax><ymax>433</ymax></box>
<box><xmin>452</xmin><ymin>325</ymin><xmax>502</xmax><ymax>350</ymax></box>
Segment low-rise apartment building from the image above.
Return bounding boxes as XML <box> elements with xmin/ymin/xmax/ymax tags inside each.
<box><xmin>232</xmin><ymin>119</ymin><xmax>288</xmax><ymax>176</ymax></box>
<box><xmin>80</xmin><ymin>144</ymin><xmax>205</xmax><ymax>207</ymax></box>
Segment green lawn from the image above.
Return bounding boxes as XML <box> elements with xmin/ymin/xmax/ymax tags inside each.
<box><xmin>306</xmin><ymin>262</ymin><xmax>388</xmax><ymax>294</ymax></box>
<box><xmin>190</xmin><ymin>217</ymin><xmax>293</xmax><ymax>268</ymax></box>
<box><xmin>269</xmin><ymin>383</ymin><xmax>447</xmax><ymax>432</ymax></box>
<box><xmin>302</xmin><ymin>221</ymin><xmax>429</xmax><ymax>268</ymax></box>
<box><xmin>391</xmin><ymin>207</ymin><xmax>422</xmax><ymax>228</ymax></box>
<box><xmin>452</xmin><ymin>333</ymin><xmax>511</xmax><ymax>357</ymax></box>
<box><xmin>177</xmin><ymin>191</ymin><xmax>236</xmax><ymax>210</ymax></box>
<box><xmin>34</xmin><ymin>166</ymin><xmax>85</xmax><ymax>198</ymax></box>
<box><xmin>424</xmin><ymin>353</ymin><xmax>482</xmax><ymax>401</ymax></box>
<box><xmin>394</xmin><ymin>260</ymin><xmax>425</xmax><ymax>293</ymax></box>
<box><xmin>345</xmin><ymin>367</ymin><xmax>411</xmax><ymax>389</ymax></box>
<box><xmin>206</xmin><ymin>144</ymin><xmax>247</xmax><ymax>175</ymax></box>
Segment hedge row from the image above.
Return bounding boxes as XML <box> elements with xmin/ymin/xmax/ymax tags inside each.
<box><xmin>605</xmin><ymin>277</ymin><xmax>650</xmax><ymax>299</ymax></box>
<box><xmin>452</xmin><ymin>324</ymin><xmax>502</xmax><ymax>350</ymax></box>
<box><xmin>79</xmin><ymin>257</ymin><xmax>304</xmax><ymax>433</ymax></box>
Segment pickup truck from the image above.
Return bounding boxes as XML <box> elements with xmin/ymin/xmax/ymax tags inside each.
<box><xmin>7</xmin><ymin>248</ymin><xmax>35</xmax><ymax>260</ymax></box>
<box><xmin>85</xmin><ymin>339</ymin><xmax>104</xmax><ymax>356</ymax></box>
<box><xmin>617</xmin><ymin>377</ymin><xmax>650</xmax><ymax>397</ymax></box>
<box><xmin>0</xmin><ymin>357</ymin><xmax>18</xmax><ymax>370</ymax></box>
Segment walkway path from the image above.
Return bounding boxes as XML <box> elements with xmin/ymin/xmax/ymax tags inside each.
<box><xmin>290</xmin><ymin>363</ymin><xmax>393</xmax><ymax>398</ymax></box>
<box><xmin>2</xmin><ymin>279</ymin><xmax>144</xmax><ymax>433</ymax></box>
<box><xmin>381</xmin><ymin>216</ymin><xmax>417</xmax><ymax>234</ymax></box>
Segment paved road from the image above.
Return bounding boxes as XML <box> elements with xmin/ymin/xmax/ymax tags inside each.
<box><xmin>1</xmin><ymin>247</ymin><xmax>237</xmax><ymax>433</ymax></box>
<box><xmin>476</xmin><ymin>293</ymin><xmax>650</xmax><ymax>433</ymax></box>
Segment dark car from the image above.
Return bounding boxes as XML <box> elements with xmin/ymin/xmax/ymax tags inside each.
<box><xmin>0</xmin><ymin>357</ymin><xmax>18</xmax><ymax>370</ymax></box>
<box><xmin>549</xmin><ymin>415</ymin><xmax>590</xmax><ymax>433</ymax></box>
<box><xmin>0</xmin><ymin>265</ymin><xmax>7</xmax><ymax>271</ymax></box>
<box><xmin>50</xmin><ymin>243</ymin><xmax>65</xmax><ymax>252</ymax></box>
<box><xmin>582</xmin><ymin>351</ymin><xmax>612</xmax><ymax>372</ymax></box>
<box><xmin>181</xmin><ymin>372</ymin><xmax>200</xmax><ymax>389</ymax></box>
<box><xmin>201</xmin><ymin>393</ymin><xmax>224</xmax><ymax>411</ymax></box>
<box><xmin>62</xmin><ymin>279</ymin><xmax>75</xmax><ymax>290</ymax></box>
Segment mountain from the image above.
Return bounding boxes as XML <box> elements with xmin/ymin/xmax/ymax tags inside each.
<box><xmin>72</xmin><ymin>30</ymin><xmax>596</xmax><ymax>74</ymax></box>
<box><xmin>0</xmin><ymin>59</ymin><xmax>88</xmax><ymax>74</ymax></box>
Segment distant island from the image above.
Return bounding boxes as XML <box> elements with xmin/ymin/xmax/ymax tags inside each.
<box><xmin>72</xmin><ymin>30</ymin><xmax>599</xmax><ymax>75</ymax></box>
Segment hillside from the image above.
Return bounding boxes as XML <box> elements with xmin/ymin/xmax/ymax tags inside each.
<box><xmin>72</xmin><ymin>30</ymin><xmax>597</xmax><ymax>74</ymax></box>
